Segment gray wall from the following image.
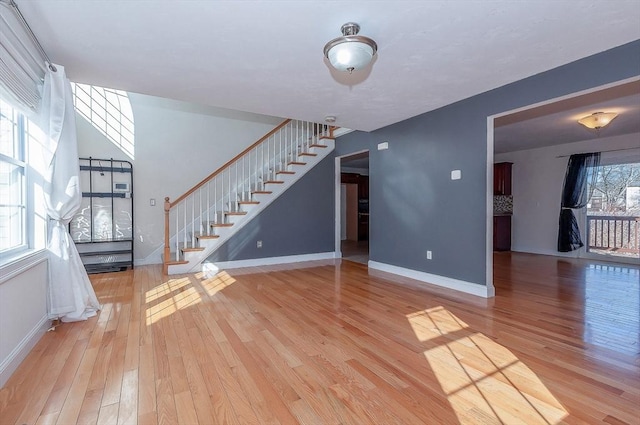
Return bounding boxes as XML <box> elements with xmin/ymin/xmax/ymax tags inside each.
<box><xmin>336</xmin><ymin>40</ymin><xmax>640</xmax><ymax>286</ymax></box>
<box><xmin>207</xmin><ymin>154</ymin><xmax>335</xmax><ymax>262</ymax></box>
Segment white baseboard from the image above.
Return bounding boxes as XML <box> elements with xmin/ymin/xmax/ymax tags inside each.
<box><xmin>510</xmin><ymin>247</ymin><xmax>578</xmax><ymax>259</ymax></box>
<box><xmin>207</xmin><ymin>251</ymin><xmax>336</xmax><ymax>270</ymax></box>
<box><xmin>368</xmin><ymin>261</ymin><xmax>494</xmax><ymax>298</ymax></box>
<box><xmin>134</xmin><ymin>252</ymin><xmax>163</xmax><ymax>266</ymax></box>
<box><xmin>0</xmin><ymin>314</ymin><xmax>49</xmax><ymax>388</ymax></box>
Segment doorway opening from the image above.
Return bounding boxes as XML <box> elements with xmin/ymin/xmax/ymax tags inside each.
<box><xmin>336</xmin><ymin>151</ymin><xmax>370</xmax><ymax>264</ymax></box>
<box><xmin>488</xmin><ymin>76</ymin><xmax>640</xmax><ymax>290</ymax></box>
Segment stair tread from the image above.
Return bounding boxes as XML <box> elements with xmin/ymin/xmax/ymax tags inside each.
<box><xmin>252</xmin><ymin>190</ymin><xmax>272</xmax><ymax>194</ymax></box>
<box><xmin>265</xmin><ymin>180</ymin><xmax>284</xmax><ymax>184</ymax></box>
<box><xmin>288</xmin><ymin>161</ymin><xmax>307</xmax><ymax>166</ymax></box>
<box><xmin>309</xmin><ymin>144</ymin><xmax>327</xmax><ymax>148</ymax></box>
<box><xmin>276</xmin><ymin>171</ymin><xmax>295</xmax><ymax>175</ymax></box>
<box><xmin>181</xmin><ymin>246</ymin><xmax>205</xmax><ymax>252</ymax></box>
<box><xmin>319</xmin><ymin>136</ymin><xmax>334</xmax><ymax>140</ymax></box>
<box><xmin>299</xmin><ymin>152</ymin><xmax>317</xmax><ymax>157</ymax></box>
<box><xmin>238</xmin><ymin>201</ymin><xmax>260</xmax><ymax>205</ymax></box>
<box><xmin>209</xmin><ymin>223</ymin><xmax>234</xmax><ymax>227</ymax></box>
<box><xmin>194</xmin><ymin>233</ymin><xmax>220</xmax><ymax>239</ymax></box>
<box><xmin>225</xmin><ymin>211</ymin><xmax>247</xmax><ymax>216</ymax></box>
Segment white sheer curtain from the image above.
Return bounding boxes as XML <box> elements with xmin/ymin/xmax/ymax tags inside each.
<box><xmin>39</xmin><ymin>64</ymin><xmax>100</xmax><ymax>322</ymax></box>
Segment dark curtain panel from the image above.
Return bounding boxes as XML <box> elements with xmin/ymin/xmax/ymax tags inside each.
<box><xmin>558</xmin><ymin>152</ymin><xmax>601</xmax><ymax>252</ymax></box>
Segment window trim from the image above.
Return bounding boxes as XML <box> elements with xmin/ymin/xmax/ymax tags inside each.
<box><xmin>0</xmin><ymin>101</ymin><xmax>32</xmax><ymax>259</ymax></box>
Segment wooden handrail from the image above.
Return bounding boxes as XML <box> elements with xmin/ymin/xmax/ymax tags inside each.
<box><xmin>168</xmin><ymin>118</ymin><xmax>292</xmax><ymax>208</ymax></box>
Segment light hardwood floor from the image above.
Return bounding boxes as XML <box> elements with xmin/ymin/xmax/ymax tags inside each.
<box><xmin>1</xmin><ymin>252</ymin><xmax>638</xmax><ymax>424</ymax></box>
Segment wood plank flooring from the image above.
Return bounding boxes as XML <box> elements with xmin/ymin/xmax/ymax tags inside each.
<box><xmin>1</xmin><ymin>252</ymin><xmax>638</xmax><ymax>424</ymax></box>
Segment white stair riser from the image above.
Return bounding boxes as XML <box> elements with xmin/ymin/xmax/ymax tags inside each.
<box><xmin>226</xmin><ymin>215</ymin><xmax>245</xmax><ymax>225</ymax></box>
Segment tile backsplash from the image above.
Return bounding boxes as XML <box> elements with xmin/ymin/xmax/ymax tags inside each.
<box><xmin>494</xmin><ymin>195</ymin><xmax>513</xmax><ymax>214</ymax></box>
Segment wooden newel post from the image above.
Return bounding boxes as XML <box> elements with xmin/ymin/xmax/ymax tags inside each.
<box><xmin>163</xmin><ymin>197</ymin><xmax>171</xmax><ymax>274</ymax></box>
<box><xmin>329</xmin><ymin>126</ymin><xmax>335</xmax><ymax>138</ymax></box>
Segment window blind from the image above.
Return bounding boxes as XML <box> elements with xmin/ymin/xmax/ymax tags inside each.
<box><xmin>0</xmin><ymin>4</ymin><xmax>45</xmax><ymax>115</ymax></box>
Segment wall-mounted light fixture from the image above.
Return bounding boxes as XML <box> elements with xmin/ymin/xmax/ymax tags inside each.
<box><xmin>577</xmin><ymin>112</ymin><xmax>618</xmax><ymax>130</ymax></box>
<box><xmin>324</xmin><ymin>22</ymin><xmax>377</xmax><ymax>73</ymax></box>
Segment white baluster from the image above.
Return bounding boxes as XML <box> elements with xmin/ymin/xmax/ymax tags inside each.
<box><xmin>191</xmin><ymin>194</ymin><xmax>195</xmax><ymax>248</ymax></box>
<box><xmin>240</xmin><ymin>155</ymin><xmax>246</xmax><ymax>202</ymax></box>
<box><xmin>207</xmin><ymin>181</ymin><xmax>210</xmax><ymax>236</ymax></box>
<box><xmin>214</xmin><ymin>176</ymin><xmax>217</xmax><ymax>228</ymax></box>
<box><xmin>175</xmin><ymin>205</ymin><xmax>179</xmax><ymax>261</ymax></box>
<box><xmin>279</xmin><ymin>130</ymin><xmax>282</xmax><ymax>171</ymax></box>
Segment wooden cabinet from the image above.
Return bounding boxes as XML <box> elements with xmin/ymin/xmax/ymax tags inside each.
<box><xmin>494</xmin><ymin>162</ymin><xmax>513</xmax><ymax>196</ymax></box>
<box><xmin>493</xmin><ymin>215</ymin><xmax>511</xmax><ymax>251</ymax></box>
<box><xmin>493</xmin><ymin>162</ymin><xmax>513</xmax><ymax>251</ymax></box>
<box><xmin>358</xmin><ymin>176</ymin><xmax>369</xmax><ymax>200</ymax></box>
<box><xmin>341</xmin><ymin>172</ymin><xmax>359</xmax><ymax>185</ymax></box>
<box><xmin>341</xmin><ymin>173</ymin><xmax>369</xmax><ymax>241</ymax></box>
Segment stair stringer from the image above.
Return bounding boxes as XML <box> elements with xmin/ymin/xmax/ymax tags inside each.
<box><xmin>167</xmin><ymin>138</ymin><xmax>335</xmax><ymax>275</ymax></box>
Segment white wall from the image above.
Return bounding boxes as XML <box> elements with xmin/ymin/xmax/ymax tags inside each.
<box><xmin>0</xmin><ymin>114</ymin><xmax>53</xmax><ymax>388</ymax></box>
<box><xmin>0</xmin><ymin>253</ymin><xmax>49</xmax><ymax>387</ymax></box>
<box><xmin>76</xmin><ymin>91</ymin><xmax>282</xmax><ymax>263</ymax></box>
<box><xmin>495</xmin><ymin>132</ymin><xmax>640</xmax><ymax>257</ymax></box>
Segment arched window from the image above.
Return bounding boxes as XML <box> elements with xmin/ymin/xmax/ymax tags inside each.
<box><xmin>71</xmin><ymin>83</ymin><xmax>135</xmax><ymax>159</ymax></box>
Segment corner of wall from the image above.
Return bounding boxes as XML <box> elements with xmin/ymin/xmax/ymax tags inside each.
<box><xmin>0</xmin><ymin>315</ymin><xmax>49</xmax><ymax>388</ymax></box>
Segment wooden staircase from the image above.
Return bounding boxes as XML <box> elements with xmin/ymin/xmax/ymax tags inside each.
<box><xmin>163</xmin><ymin>119</ymin><xmax>335</xmax><ymax>275</ymax></box>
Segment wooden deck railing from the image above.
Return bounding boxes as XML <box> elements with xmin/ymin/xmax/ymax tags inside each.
<box><xmin>586</xmin><ymin>215</ymin><xmax>639</xmax><ymax>256</ymax></box>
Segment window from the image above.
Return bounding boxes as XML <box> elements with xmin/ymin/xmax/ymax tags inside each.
<box><xmin>71</xmin><ymin>83</ymin><xmax>135</xmax><ymax>159</ymax></box>
<box><xmin>0</xmin><ymin>99</ymin><xmax>26</xmax><ymax>254</ymax></box>
<box><xmin>0</xmin><ymin>98</ymin><xmax>47</xmax><ymax>260</ymax></box>
<box><xmin>587</xmin><ymin>161</ymin><xmax>640</xmax><ymax>259</ymax></box>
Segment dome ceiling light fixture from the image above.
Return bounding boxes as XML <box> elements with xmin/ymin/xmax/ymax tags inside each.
<box><xmin>577</xmin><ymin>111</ymin><xmax>619</xmax><ymax>130</ymax></box>
<box><xmin>323</xmin><ymin>22</ymin><xmax>378</xmax><ymax>74</ymax></box>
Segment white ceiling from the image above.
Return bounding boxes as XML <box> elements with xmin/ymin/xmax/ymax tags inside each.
<box><xmin>495</xmin><ymin>80</ymin><xmax>640</xmax><ymax>153</ymax></box>
<box><xmin>17</xmin><ymin>0</ymin><xmax>640</xmax><ymax>132</ymax></box>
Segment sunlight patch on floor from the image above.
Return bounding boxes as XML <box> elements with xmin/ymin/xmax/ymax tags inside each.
<box><xmin>145</xmin><ymin>278</ymin><xmax>202</xmax><ymax>325</ymax></box>
<box><xmin>199</xmin><ymin>271</ymin><xmax>237</xmax><ymax>297</ymax></box>
<box><xmin>407</xmin><ymin>306</ymin><xmax>469</xmax><ymax>342</ymax></box>
<box><xmin>408</xmin><ymin>307</ymin><xmax>567</xmax><ymax>424</ymax></box>
<box><xmin>145</xmin><ymin>277</ymin><xmax>191</xmax><ymax>304</ymax></box>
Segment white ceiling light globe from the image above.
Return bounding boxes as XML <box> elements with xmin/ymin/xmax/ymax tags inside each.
<box><xmin>324</xmin><ymin>23</ymin><xmax>377</xmax><ymax>73</ymax></box>
<box><xmin>327</xmin><ymin>42</ymin><xmax>375</xmax><ymax>72</ymax></box>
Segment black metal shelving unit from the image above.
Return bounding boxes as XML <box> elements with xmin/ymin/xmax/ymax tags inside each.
<box><xmin>70</xmin><ymin>157</ymin><xmax>134</xmax><ymax>273</ymax></box>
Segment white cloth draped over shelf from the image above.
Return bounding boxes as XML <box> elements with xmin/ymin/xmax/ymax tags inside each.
<box><xmin>38</xmin><ymin>64</ymin><xmax>100</xmax><ymax>322</ymax></box>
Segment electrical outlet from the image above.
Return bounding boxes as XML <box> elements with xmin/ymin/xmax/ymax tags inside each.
<box><xmin>426</xmin><ymin>250</ymin><xmax>432</xmax><ymax>260</ymax></box>
<box><xmin>150</xmin><ymin>198</ymin><xmax>156</xmax><ymax>206</ymax></box>
<box><xmin>257</xmin><ymin>240</ymin><xmax>262</xmax><ymax>248</ymax></box>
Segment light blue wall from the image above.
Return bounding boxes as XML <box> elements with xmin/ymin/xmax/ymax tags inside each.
<box><xmin>336</xmin><ymin>40</ymin><xmax>640</xmax><ymax>286</ymax></box>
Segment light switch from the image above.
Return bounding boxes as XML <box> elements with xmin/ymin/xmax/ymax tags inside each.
<box><xmin>451</xmin><ymin>170</ymin><xmax>462</xmax><ymax>180</ymax></box>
